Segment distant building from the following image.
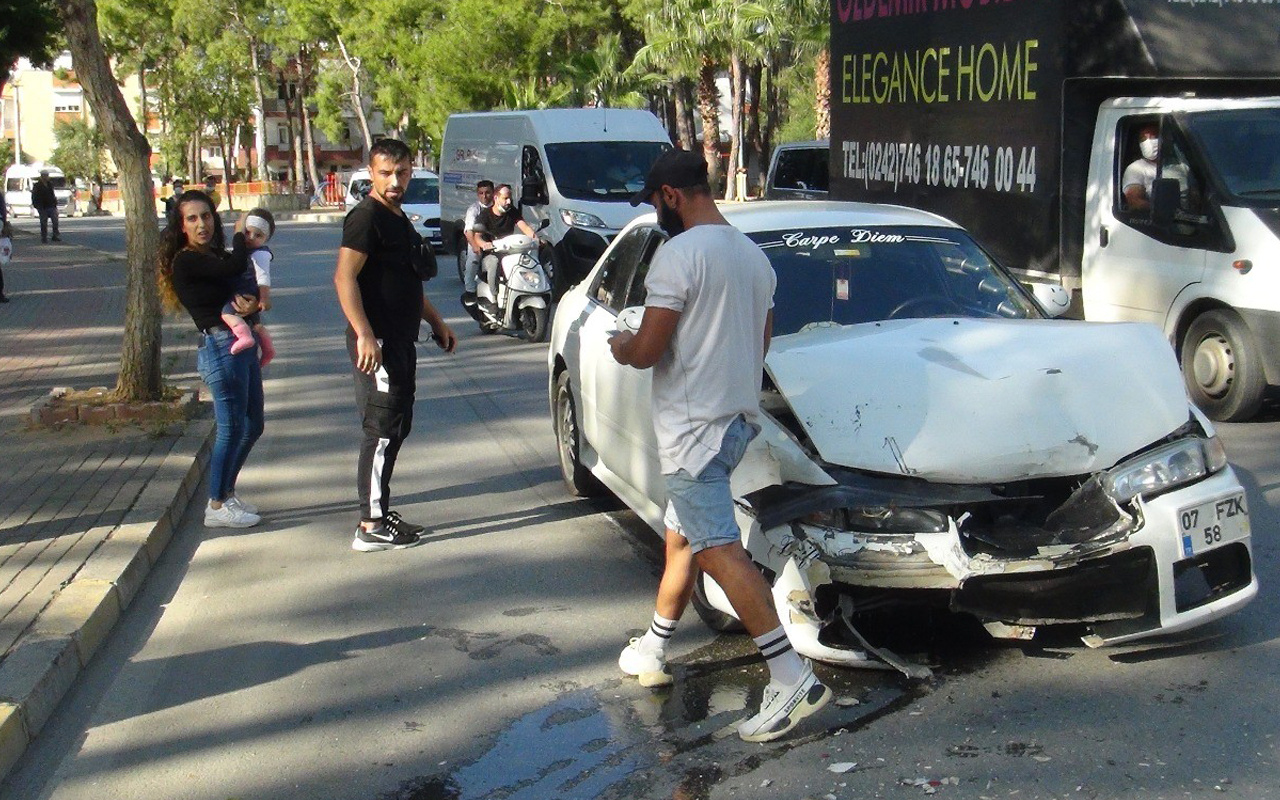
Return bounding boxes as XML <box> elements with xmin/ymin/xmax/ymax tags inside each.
<box><xmin>3</xmin><ymin>53</ymin><xmax>386</xmax><ymax>185</ymax></box>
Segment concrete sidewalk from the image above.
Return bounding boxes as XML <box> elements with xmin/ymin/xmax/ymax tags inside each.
<box><xmin>0</xmin><ymin>232</ymin><xmax>213</xmax><ymax>779</ymax></box>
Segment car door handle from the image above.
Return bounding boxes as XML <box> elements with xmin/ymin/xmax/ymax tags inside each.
<box><xmin>1100</xmin><ymin>226</ymin><xmax>1109</xmax><ymax>248</ymax></box>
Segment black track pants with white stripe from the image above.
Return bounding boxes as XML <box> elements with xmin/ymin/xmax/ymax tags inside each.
<box><xmin>348</xmin><ymin>332</ymin><xmax>416</xmax><ymax>523</ymax></box>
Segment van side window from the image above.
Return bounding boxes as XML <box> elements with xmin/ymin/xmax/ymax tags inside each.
<box><xmin>522</xmin><ymin>146</ymin><xmax>549</xmax><ymax>205</ymax></box>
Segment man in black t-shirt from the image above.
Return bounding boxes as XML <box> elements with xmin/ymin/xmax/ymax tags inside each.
<box><xmin>475</xmin><ymin>183</ymin><xmax>536</xmax><ymax>305</ymax></box>
<box><xmin>334</xmin><ymin>139</ymin><xmax>458</xmax><ymax>552</ymax></box>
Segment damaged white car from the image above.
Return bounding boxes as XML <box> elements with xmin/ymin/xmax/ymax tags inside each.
<box><xmin>548</xmin><ymin>201</ymin><xmax>1257</xmax><ymax>672</ymax></box>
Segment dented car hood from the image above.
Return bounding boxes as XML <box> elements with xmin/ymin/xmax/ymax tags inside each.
<box><xmin>765</xmin><ymin>318</ymin><xmax>1190</xmax><ymax>483</ymax></box>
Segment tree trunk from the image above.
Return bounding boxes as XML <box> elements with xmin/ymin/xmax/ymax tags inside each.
<box><xmin>297</xmin><ymin>49</ymin><xmax>322</xmax><ymax>196</ymax></box>
<box><xmin>725</xmin><ymin>52</ymin><xmax>744</xmax><ymax>201</ymax></box>
<box><xmin>696</xmin><ymin>58</ymin><xmax>722</xmax><ymax>192</ymax></box>
<box><xmin>815</xmin><ymin>46</ymin><xmax>831</xmax><ymax>140</ymax></box>
<box><xmin>55</xmin><ymin>0</ymin><xmax>162</xmax><ymax>402</ymax></box>
<box><xmin>281</xmin><ymin>71</ymin><xmax>301</xmax><ymax>185</ymax></box>
<box><xmin>746</xmin><ymin>61</ymin><xmax>763</xmax><ymax>195</ymax></box>
<box><xmin>675</xmin><ymin>78</ymin><xmax>696</xmax><ymax>150</ymax></box>
<box><xmin>249</xmin><ymin>39</ymin><xmax>269</xmax><ymax>182</ymax></box>
<box><xmin>336</xmin><ymin>35</ymin><xmax>374</xmax><ymax>159</ymax></box>
<box><xmin>761</xmin><ymin>59</ymin><xmax>779</xmax><ymax>196</ymax></box>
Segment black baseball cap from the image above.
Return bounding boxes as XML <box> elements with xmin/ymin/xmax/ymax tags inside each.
<box><xmin>629</xmin><ymin>149</ymin><xmax>709</xmax><ymax>206</ymax></box>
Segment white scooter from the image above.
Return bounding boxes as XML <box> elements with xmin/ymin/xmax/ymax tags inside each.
<box><xmin>473</xmin><ymin>226</ymin><xmax>553</xmax><ymax>343</ymax></box>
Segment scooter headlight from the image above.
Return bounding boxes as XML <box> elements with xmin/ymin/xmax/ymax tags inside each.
<box><xmin>510</xmin><ymin>267</ymin><xmax>544</xmax><ymax>290</ymax></box>
<box><xmin>1103</xmin><ymin>437</ymin><xmax>1225</xmax><ymax>504</ymax></box>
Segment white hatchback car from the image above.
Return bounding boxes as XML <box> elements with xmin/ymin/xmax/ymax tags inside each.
<box><xmin>548</xmin><ymin>201</ymin><xmax>1257</xmax><ymax>671</ymax></box>
<box><xmin>346</xmin><ymin>167</ymin><xmax>444</xmax><ymax>250</ymax></box>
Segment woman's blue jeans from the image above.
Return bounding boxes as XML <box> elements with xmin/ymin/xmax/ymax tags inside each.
<box><xmin>197</xmin><ymin>329</ymin><xmax>264</xmax><ymax>503</ymax></box>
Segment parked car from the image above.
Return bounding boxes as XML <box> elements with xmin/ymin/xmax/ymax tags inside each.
<box><xmin>548</xmin><ymin>200</ymin><xmax>1256</xmax><ymax>671</ymax></box>
<box><xmin>345</xmin><ymin>167</ymin><xmax>444</xmax><ymax>251</ymax></box>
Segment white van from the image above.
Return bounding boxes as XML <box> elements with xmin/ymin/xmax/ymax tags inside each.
<box><xmin>4</xmin><ymin>163</ymin><xmax>75</xmax><ymax>217</ymax></box>
<box><xmin>439</xmin><ymin>109</ymin><xmax>672</xmax><ymax>291</ymax></box>
<box><xmin>345</xmin><ymin>167</ymin><xmax>443</xmax><ymax>250</ymax></box>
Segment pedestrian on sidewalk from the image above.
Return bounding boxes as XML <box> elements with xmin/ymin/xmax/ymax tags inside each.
<box><xmin>334</xmin><ymin>138</ymin><xmax>457</xmax><ymax>553</ymax></box>
<box><xmin>0</xmin><ymin>219</ymin><xmax>12</xmax><ymax>303</ymax></box>
<box><xmin>609</xmin><ymin>149</ymin><xmax>831</xmax><ymax>743</ymax></box>
<box><xmin>158</xmin><ymin>189</ymin><xmax>265</xmax><ymax>529</ymax></box>
<box><xmin>33</xmin><ymin>170</ymin><xmax>60</xmax><ymax>243</ymax></box>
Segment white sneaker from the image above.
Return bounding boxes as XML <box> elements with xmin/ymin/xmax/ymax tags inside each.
<box><xmin>204</xmin><ymin>501</ymin><xmax>261</xmax><ymax>528</ymax></box>
<box><xmin>226</xmin><ymin>494</ymin><xmax>258</xmax><ymax>515</ymax></box>
<box><xmin>618</xmin><ymin>638</ymin><xmax>673</xmax><ymax>687</ymax></box>
<box><xmin>737</xmin><ymin>666</ymin><xmax>831</xmax><ymax>742</ymax></box>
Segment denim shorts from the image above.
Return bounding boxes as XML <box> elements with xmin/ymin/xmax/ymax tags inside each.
<box><xmin>663</xmin><ymin>414</ymin><xmax>760</xmax><ymax>554</ymax></box>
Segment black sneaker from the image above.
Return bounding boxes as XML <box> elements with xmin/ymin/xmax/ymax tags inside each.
<box><xmin>385</xmin><ymin>510</ymin><xmax>426</xmax><ymax>536</ymax></box>
<box><xmin>352</xmin><ymin>522</ymin><xmax>422</xmax><ymax>552</ymax></box>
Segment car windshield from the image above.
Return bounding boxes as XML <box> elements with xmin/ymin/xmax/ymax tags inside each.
<box><xmin>747</xmin><ymin>225</ymin><xmax>1042</xmax><ymax>336</ymax></box>
<box><xmin>1184</xmin><ymin>108</ymin><xmax>1280</xmax><ymax>205</ymax></box>
<box><xmin>404</xmin><ymin>177</ymin><xmax>439</xmax><ymax>204</ymax></box>
<box><xmin>348</xmin><ymin>177</ymin><xmax>438</xmax><ymax>204</ymax></box>
<box><xmin>543</xmin><ymin>141</ymin><xmax>672</xmax><ymax>202</ymax></box>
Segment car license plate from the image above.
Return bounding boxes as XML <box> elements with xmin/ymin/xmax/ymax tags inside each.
<box><xmin>1178</xmin><ymin>493</ymin><xmax>1249</xmax><ymax>558</ymax></box>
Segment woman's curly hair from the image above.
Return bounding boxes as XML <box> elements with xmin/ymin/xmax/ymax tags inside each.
<box><xmin>157</xmin><ymin>189</ymin><xmax>224</xmax><ymax>313</ymax></box>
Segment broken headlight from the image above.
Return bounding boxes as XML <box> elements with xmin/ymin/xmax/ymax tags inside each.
<box><xmin>1104</xmin><ymin>436</ymin><xmax>1227</xmax><ymax>504</ymax></box>
<box><xmin>804</xmin><ymin>506</ymin><xmax>949</xmax><ymax>533</ymax></box>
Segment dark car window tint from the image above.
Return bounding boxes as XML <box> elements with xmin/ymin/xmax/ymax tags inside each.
<box><xmin>749</xmin><ymin>226</ymin><xmax>1040</xmax><ymax>335</ymax></box>
<box><xmin>623</xmin><ymin>231</ymin><xmax>667</xmax><ymax>309</ymax></box>
<box><xmin>774</xmin><ymin>147</ymin><xmax>828</xmax><ymax>192</ymax></box>
<box><xmin>592</xmin><ymin>228</ymin><xmax>651</xmax><ymax>312</ymax></box>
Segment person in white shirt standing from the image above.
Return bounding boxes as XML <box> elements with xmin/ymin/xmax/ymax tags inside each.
<box><xmin>609</xmin><ymin>149</ymin><xmax>831</xmax><ymax>743</ymax></box>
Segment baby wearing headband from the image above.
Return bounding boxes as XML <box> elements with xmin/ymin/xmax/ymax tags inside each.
<box><xmin>221</xmin><ymin>208</ymin><xmax>277</xmax><ymax>366</ymax></box>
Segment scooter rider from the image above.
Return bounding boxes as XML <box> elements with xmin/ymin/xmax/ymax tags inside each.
<box><xmin>476</xmin><ymin>184</ymin><xmax>536</xmax><ymax>309</ymax></box>
<box><xmin>461</xmin><ymin>180</ymin><xmax>494</xmax><ymax>308</ymax></box>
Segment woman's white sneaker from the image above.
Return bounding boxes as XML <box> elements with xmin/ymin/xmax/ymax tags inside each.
<box><xmin>226</xmin><ymin>494</ymin><xmax>258</xmax><ymax>515</ymax></box>
<box><xmin>205</xmin><ymin>502</ymin><xmax>261</xmax><ymax>528</ymax></box>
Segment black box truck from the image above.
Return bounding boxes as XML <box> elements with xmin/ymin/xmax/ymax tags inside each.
<box><xmin>828</xmin><ymin>0</ymin><xmax>1280</xmax><ymax>420</ymax></box>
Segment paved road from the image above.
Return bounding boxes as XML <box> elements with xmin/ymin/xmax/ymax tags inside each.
<box><xmin>4</xmin><ymin>216</ymin><xmax>1280</xmax><ymax>800</ymax></box>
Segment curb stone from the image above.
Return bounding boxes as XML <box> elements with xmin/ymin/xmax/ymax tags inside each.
<box><xmin>0</xmin><ymin>417</ymin><xmax>214</xmax><ymax>780</ymax></box>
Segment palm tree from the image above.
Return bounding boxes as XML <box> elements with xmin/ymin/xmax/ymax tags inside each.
<box><xmin>634</xmin><ymin>0</ymin><xmax>733</xmax><ymax>192</ymax></box>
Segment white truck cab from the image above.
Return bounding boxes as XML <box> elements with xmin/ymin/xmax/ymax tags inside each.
<box><xmin>1084</xmin><ymin>97</ymin><xmax>1280</xmax><ymax>419</ymax></box>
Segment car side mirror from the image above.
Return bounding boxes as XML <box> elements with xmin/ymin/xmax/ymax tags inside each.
<box><xmin>1027</xmin><ymin>282</ymin><xmax>1071</xmax><ymax>318</ymax></box>
<box><xmin>616</xmin><ymin>306</ymin><xmax>644</xmax><ymax>334</ymax></box>
<box><xmin>537</xmin><ymin>218</ymin><xmax>551</xmax><ymax>231</ymax></box>
<box><xmin>1151</xmin><ymin>177</ymin><xmax>1179</xmax><ymax>226</ymax></box>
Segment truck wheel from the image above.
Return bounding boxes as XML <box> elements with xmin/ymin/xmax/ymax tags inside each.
<box><xmin>455</xmin><ymin>237</ymin><xmax>467</xmax><ymax>283</ymax></box>
<box><xmin>553</xmin><ymin>372</ymin><xmax>605</xmax><ymax>497</ymax></box>
<box><xmin>691</xmin><ymin>572</ymin><xmax>745</xmax><ymax>634</ymax></box>
<box><xmin>1181</xmin><ymin>309</ymin><xmax>1266</xmax><ymax>422</ymax></box>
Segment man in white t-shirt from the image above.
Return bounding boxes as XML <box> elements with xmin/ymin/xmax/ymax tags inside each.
<box><xmin>609</xmin><ymin>149</ymin><xmax>831</xmax><ymax>743</ymax></box>
<box><xmin>1123</xmin><ymin>124</ymin><xmax>1162</xmax><ymax>211</ymax></box>
<box><xmin>461</xmin><ymin>180</ymin><xmax>494</xmax><ymax>305</ymax></box>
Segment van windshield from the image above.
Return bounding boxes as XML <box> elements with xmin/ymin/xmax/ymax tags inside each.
<box><xmin>1184</xmin><ymin>108</ymin><xmax>1280</xmax><ymax>205</ymax></box>
<box><xmin>543</xmin><ymin>141</ymin><xmax>672</xmax><ymax>202</ymax></box>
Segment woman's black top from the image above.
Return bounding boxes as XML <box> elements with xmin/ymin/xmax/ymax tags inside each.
<box><xmin>171</xmin><ymin>247</ymin><xmax>245</xmax><ymax>332</ymax></box>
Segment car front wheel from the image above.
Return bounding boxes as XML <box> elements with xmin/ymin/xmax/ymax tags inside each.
<box><xmin>1181</xmin><ymin>308</ymin><xmax>1265</xmax><ymax>422</ymax></box>
<box><xmin>554</xmin><ymin>372</ymin><xmax>605</xmax><ymax>497</ymax></box>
